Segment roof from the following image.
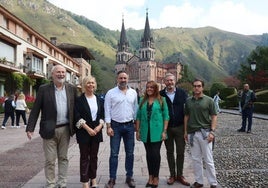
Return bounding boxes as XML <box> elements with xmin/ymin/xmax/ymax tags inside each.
<box><xmin>57</xmin><ymin>43</ymin><xmax>95</xmax><ymax>60</ymax></box>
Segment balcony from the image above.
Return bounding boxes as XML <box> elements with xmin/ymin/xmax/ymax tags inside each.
<box><xmin>0</xmin><ymin>59</ymin><xmax>20</xmax><ymax>72</ymax></box>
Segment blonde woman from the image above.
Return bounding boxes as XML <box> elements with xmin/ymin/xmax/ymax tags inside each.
<box><xmin>75</xmin><ymin>76</ymin><xmax>104</xmax><ymax>188</ymax></box>
<box><xmin>15</xmin><ymin>93</ymin><xmax>27</xmax><ymax>128</ymax></box>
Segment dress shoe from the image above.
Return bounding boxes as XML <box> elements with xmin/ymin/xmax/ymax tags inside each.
<box><xmin>191</xmin><ymin>182</ymin><xmax>203</xmax><ymax>188</ymax></box>
<box><xmin>146</xmin><ymin>182</ymin><xmax>153</xmax><ymax>187</ymax></box>
<box><xmin>105</xmin><ymin>179</ymin><xmax>115</xmax><ymax>188</ymax></box>
<box><xmin>167</xmin><ymin>176</ymin><xmax>176</xmax><ymax>185</ymax></box>
<box><xmin>210</xmin><ymin>185</ymin><xmax>217</xmax><ymax>188</ymax></box>
<box><xmin>125</xmin><ymin>177</ymin><xmax>136</xmax><ymax>188</ymax></box>
<box><xmin>177</xmin><ymin>176</ymin><xmax>190</xmax><ymax>186</ymax></box>
<box><xmin>237</xmin><ymin>128</ymin><xmax>245</xmax><ymax>132</ymax></box>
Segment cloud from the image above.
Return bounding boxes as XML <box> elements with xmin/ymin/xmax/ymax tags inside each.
<box><xmin>206</xmin><ymin>1</ymin><xmax>268</xmax><ymax>34</ymax></box>
<box><xmin>157</xmin><ymin>3</ymin><xmax>204</xmax><ymax>28</ymax></box>
<box><xmin>48</xmin><ymin>0</ymin><xmax>268</xmax><ymax>34</ymax></box>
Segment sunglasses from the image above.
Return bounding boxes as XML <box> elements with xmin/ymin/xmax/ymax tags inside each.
<box><xmin>193</xmin><ymin>85</ymin><xmax>202</xmax><ymax>88</ymax></box>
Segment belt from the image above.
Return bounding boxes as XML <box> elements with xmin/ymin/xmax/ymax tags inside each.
<box><xmin>55</xmin><ymin>123</ymin><xmax>68</xmax><ymax>128</ymax></box>
<box><xmin>111</xmin><ymin>120</ymin><xmax>133</xmax><ymax>125</ymax></box>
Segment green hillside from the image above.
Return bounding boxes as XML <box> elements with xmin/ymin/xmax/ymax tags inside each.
<box><xmin>0</xmin><ymin>0</ymin><xmax>263</xmax><ymax>91</ymax></box>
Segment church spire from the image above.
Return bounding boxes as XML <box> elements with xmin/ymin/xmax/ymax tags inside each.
<box><xmin>118</xmin><ymin>15</ymin><xmax>128</xmax><ymax>51</ymax></box>
<box><xmin>116</xmin><ymin>15</ymin><xmax>133</xmax><ymax>65</ymax></box>
<box><xmin>139</xmin><ymin>9</ymin><xmax>155</xmax><ymax>61</ymax></box>
<box><xmin>143</xmin><ymin>9</ymin><xmax>151</xmax><ymax>43</ymax></box>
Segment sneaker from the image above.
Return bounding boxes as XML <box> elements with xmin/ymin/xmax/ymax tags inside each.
<box><xmin>16</xmin><ymin>126</ymin><xmax>21</xmax><ymax>128</ymax></box>
<box><xmin>1</xmin><ymin>126</ymin><xmax>6</xmax><ymax>129</ymax></box>
<box><xmin>11</xmin><ymin>125</ymin><xmax>15</xmax><ymax>128</ymax></box>
<box><xmin>247</xmin><ymin>130</ymin><xmax>251</xmax><ymax>133</ymax></box>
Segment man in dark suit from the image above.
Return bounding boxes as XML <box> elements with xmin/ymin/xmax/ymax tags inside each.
<box><xmin>160</xmin><ymin>73</ymin><xmax>190</xmax><ymax>186</ymax></box>
<box><xmin>26</xmin><ymin>64</ymin><xmax>77</xmax><ymax>188</ymax></box>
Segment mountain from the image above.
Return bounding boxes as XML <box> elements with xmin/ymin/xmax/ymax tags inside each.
<box><xmin>0</xmin><ymin>0</ymin><xmax>264</xmax><ymax>91</ymax></box>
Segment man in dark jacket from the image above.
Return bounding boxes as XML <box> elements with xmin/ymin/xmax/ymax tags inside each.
<box><xmin>237</xmin><ymin>83</ymin><xmax>256</xmax><ymax>133</ymax></box>
<box><xmin>160</xmin><ymin>73</ymin><xmax>190</xmax><ymax>186</ymax></box>
<box><xmin>26</xmin><ymin>64</ymin><xmax>77</xmax><ymax>188</ymax></box>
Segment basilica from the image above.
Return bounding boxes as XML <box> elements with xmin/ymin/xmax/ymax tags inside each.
<box><xmin>115</xmin><ymin>11</ymin><xmax>182</xmax><ymax>94</ymax></box>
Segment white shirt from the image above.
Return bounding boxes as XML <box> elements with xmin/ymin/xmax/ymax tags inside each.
<box><xmin>15</xmin><ymin>99</ymin><xmax>27</xmax><ymax>110</ymax></box>
<box><xmin>104</xmin><ymin>86</ymin><xmax>138</xmax><ymax>123</ymax></box>
<box><xmin>86</xmin><ymin>95</ymin><xmax>98</xmax><ymax>121</ymax></box>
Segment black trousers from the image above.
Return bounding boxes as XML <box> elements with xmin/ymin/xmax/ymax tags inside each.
<box><xmin>144</xmin><ymin>141</ymin><xmax>162</xmax><ymax>177</ymax></box>
<box><xmin>15</xmin><ymin>110</ymin><xmax>27</xmax><ymax>126</ymax></box>
<box><xmin>79</xmin><ymin>142</ymin><xmax>100</xmax><ymax>182</ymax></box>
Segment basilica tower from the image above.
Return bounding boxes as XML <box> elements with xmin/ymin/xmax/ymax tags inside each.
<box><xmin>115</xmin><ymin>17</ymin><xmax>133</xmax><ymax>72</ymax></box>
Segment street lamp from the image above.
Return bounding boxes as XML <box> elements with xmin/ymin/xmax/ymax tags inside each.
<box><xmin>250</xmin><ymin>61</ymin><xmax>257</xmax><ymax>91</ymax></box>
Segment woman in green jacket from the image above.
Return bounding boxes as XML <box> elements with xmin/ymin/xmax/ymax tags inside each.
<box><xmin>136</xmin><ymin>81</ymin><xmax>169</xmax><ymax>188</ymax></box>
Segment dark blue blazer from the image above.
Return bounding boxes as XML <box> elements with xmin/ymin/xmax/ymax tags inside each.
<box><xmin>160</xmin><ymin>87</ymin><xmax>187</xmax><ymax>127</ymax></box>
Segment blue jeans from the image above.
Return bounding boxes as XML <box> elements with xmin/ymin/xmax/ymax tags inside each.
<box><xmin>241</xmin><ymin>107</ymin><xmax>253</xmax><ymax>131</ymax></box>
<box><xmin>109</xmin><ymin>120</ymin><xmax>135</xmax><ymax>179</ymax></box>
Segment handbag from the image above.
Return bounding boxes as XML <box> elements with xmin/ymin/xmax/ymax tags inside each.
<box><xmin>25</xmin><ymin>107</ymin><xmax>30</xmax><ymax>113</ymax></box>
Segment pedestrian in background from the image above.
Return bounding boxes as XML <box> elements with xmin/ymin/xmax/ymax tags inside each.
<box><xmin>1</xmin><ymin>94</ymin><xmax>16</xmax><ymax>129</ymax></box>
<box><xmin>15</xmin><ymin>93</ymin><xmax>28</xmax><ymax>128</ymax></box>
<box><xmin>136</xmin><ymin>80</ymin><xmax>169</xmax><ymax>188</ymax></box>
<box><xmin>213</xmin><ymin>91</ymin><xmax>221</xmax><ymax>114</ymax></box>
<box><xmin>237</xmin><ymin>83</ymin><xmax>256</xmax><ymax>133</ymax></box>
<box><xmin>104</xmin><ymin>70</ymin><xmax>138</xmax><ymax>188</ymax></box>
<box><xmin>160</xmin><ymin>73</ymin><xmax>190</xmax><ymax>186</ymax></box>
<box><xmin>26</xmin><ymin>64</ymin><xmax>77</xmax><ymax>188</ymax></box>
<box><xmin>184</xmin><ymin>78</ymin><xmax>218</xmax><ymax>188</ymax></box>
<box><xmin>75</xmin><ymin>76</ymin><xmax>104</xmax><ymax>188</ymax></box>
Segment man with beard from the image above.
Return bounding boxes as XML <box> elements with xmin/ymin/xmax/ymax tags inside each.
<box><xmin>104</xmin><ymin>70</ymin><xmax>138</xmax><ymax>188</ymax></box>
<box><xmin>160</xmin><ymin>73</ymin><xmax>190</xmax><ymax>186</ymax></box>
<box><xmin>26</xmin><ymin>64</ymin><xmax>77</xmax><ymax>188</ymax></box>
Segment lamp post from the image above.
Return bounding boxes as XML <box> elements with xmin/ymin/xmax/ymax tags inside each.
<box><xmin>250</xmin><ymin>61</ymin><xmax>256</xmax><ymax>91</ymax></box>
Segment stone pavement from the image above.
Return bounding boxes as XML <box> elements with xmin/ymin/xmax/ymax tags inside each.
<box><xmin>3</xmin><ymin>109</ymin><xmax>268</xmax><ymax>188</ymax></box>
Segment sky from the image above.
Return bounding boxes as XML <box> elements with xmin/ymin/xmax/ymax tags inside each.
<box><xmin>47</xmin><ymin>0</ymin><xmax>268</xmax><ymax>35</ymax></box>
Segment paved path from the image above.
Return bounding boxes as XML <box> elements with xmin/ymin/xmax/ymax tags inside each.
<box><xmin>1</xmin><ymin>109</ymin><xmax>267</xmax><ymax>187</ymax></box>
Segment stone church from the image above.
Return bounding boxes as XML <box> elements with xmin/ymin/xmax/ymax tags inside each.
<box><xmin>114</xmin><ymin>11</ymin><xmax>182</xmax><ymax>94</ymax></box>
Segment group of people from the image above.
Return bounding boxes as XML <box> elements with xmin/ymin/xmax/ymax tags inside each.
<box><xmin>1</xmin><ymin>92</ymin><xmax>28</xmax><ymax>129</ymax></box>
<box><xmin>24</xmin><ymin>64</ymin><xmax>256</xmax><ymax>188</ymax></box>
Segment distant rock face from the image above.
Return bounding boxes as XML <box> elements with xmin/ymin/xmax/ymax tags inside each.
<box><xmin>1</xmin><ymin>0</ymin><xmax>262</xmax><ymax>86</ymax></box>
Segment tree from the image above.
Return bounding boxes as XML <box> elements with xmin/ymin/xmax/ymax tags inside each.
<box><xmin>210</xmin><ymin>82</ymin><xmax>226</xmax><ymax>97</ymax></box>
<box><xmin>238</xmin><ymin>46</ymin><xmax>268</xmax><ymax>89</ymax></box>
<box><xmin>223</xmin><ymin>76</ymin><xmax>241</xmax><ymax>88</ymax></box>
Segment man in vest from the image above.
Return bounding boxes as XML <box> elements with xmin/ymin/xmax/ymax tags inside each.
<box><xmin>237</xmin><ymin>83</ymin><xmax>256</xmax><ymax>133</ymax></box>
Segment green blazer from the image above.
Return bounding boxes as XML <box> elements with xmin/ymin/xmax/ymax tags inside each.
<box><xmin>136</xmin><ymin>97</ymin><xmax>169</xmax><ymax>143</ymax></box>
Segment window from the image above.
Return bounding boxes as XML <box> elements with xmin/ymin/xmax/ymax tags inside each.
<box><xmin>0</xmin><ymin>16</ymin><xmax>7</xmax><ymax>28</ymax></box>
<box><xmin>31</xmin><ymin>56</ymin><xmax>43</xmax><ymax>73</ymax></box>
<box><xmin>0</xmin><ymin>41</ymin><xmax>15</xmax><ymax>63</ymax></box>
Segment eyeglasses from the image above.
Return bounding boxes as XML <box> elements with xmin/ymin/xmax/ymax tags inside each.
<box><xmin>193</xmin><ymin>85</ymin><xmax>202</xmax><ymax>88</ymax></box>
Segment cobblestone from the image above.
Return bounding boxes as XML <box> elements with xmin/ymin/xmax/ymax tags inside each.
<box><xmin>214</xmin><ymin>113</ymin><xmax>268</xmax><ymax>188</ymax></box>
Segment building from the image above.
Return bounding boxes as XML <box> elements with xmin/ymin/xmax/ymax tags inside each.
<box><xmin>0</xmin><ymin>5</ymin><xmax>94</xmax><ymax>97</ymax></box>
<box><xmin>115</xmin><ymin>11</ymin><xmax>182</xmax><ymax>94</ymax></box>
